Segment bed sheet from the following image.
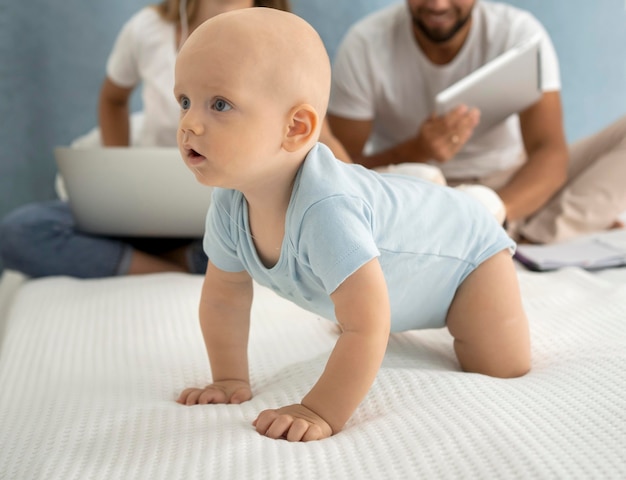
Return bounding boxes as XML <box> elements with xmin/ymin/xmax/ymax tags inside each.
<box><xmin>0</xmin><ymin>267</ymin><xmax>625</xmax><ymax>479</ymax></box>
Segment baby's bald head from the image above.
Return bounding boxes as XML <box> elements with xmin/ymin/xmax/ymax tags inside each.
<box><xmin>178</xmin><ymin>8</ymin><xmax>331</xmax><ymax>124</ymax></box>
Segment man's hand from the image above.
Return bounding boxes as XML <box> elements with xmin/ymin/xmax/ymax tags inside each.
<box><xmin>177</xmin><ymin>379</ymin><xmax>252</xmax><ymax>405</ymax></box>
<box><xmin>417</xmin><ymin>105</ymin><xmax>480</xmax><ymax>162</ymax></box>
<box><xmin>253</xmin><ymin>403</ymin><xmax>333</xmax><ymax>442</ymax></box>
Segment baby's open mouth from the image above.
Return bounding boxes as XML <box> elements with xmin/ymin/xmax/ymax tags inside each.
<box><xmin>185</xmin><ymin>148</ymin><xmax>206</xmax><ymax>166</ymax></box>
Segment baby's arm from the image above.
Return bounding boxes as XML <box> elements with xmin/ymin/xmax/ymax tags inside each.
<box><xmin>254</xmin><ymin>258</ymin><xmax>391</xmax><ymax>441</ymax></box>
<box><xmin>177</xmin><ymin>262</ymin><xmax>254</xmax><ymax>405</ymax></box>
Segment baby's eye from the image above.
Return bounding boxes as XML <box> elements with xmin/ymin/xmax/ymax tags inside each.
<box><xmin>180</xmin><ymin>96</ymin><xmax>191</xmax><ymax>110</ymax></box>
<box><xmin>212</xmin><ymin>98</ymin><xmax>232</xmax><ymax>112</ymax></box>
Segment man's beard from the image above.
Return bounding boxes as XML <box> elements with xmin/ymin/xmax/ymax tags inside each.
<box><xmin>412</xmin><ymin>8</ymin><xmax>473</xmax><ymax>44</ymax></box>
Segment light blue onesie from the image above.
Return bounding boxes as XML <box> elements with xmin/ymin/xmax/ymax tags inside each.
<box><xmin>204</xmin><ymin>143</ymin><xmax>515</xmax><ymax>332</ymax></box>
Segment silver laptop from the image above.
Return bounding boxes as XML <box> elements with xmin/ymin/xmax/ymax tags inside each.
<box><xmin>435</xmin><ymin>35</ymin><xmax>542</xmax><ymax>139</ymax></box>
<box><xmin>55</xmin><ymin>147</ymin><xmax>212</xmax><ymax>237</ymax></box>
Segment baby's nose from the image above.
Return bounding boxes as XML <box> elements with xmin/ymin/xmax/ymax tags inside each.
<box><xmin>180</xmin><ymin>111</ymin><xmax>204</xmax><ymax>136</ymax></box>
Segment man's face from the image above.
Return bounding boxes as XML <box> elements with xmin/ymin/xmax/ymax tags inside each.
<box><xmin>407</xmin><ymin>0</ymin><xmax>476</xmax><ymax>43</ymax></box>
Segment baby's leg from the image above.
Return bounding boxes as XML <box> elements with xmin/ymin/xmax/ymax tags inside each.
<box><xmin>446</xmin><ymin>250</ymin><xmax>530</xmax><ymax>378</ymax></box>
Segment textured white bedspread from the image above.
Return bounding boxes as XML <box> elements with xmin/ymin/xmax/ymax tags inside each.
<box><xmin>1</xmin><ymin>267</ymin><xmax>625</xmax><ymax>479</ymax></box>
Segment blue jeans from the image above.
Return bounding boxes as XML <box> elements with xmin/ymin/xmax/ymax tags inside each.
<box><xmin>0</xmin><ymin>200</ymin><xmax>208</xmax><ymax>278</ymax></box>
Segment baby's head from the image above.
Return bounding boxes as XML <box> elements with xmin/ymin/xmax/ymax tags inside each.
<box><xmin>174</xmin><ymin>8</ymin><xmax>331</xmax><ymax>189</ymax></box>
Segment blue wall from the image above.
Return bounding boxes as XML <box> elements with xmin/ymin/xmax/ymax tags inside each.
<box><xmin>1</xmin><ymin>0</ymin><xmax>625</xmax><ymax>272</ymax></box>
<box><xmin>504</xmin><ymin>0</ymin><xmax>626</xmax><ymax>143</ymax></box>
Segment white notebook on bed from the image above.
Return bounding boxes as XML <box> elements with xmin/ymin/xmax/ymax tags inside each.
<box><xmin>514</xmin><ymin>229</ymin><xmax>626</xmax><ymax>271</ymax></box>
<box><xmin>55</xmin><ymin>147</ymin><xmax>212</xmax><ymax>238</ymax></box>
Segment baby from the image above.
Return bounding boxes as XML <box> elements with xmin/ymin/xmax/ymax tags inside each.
<box><xmin>174</xmin><ymin>8</ymin><xmax>530</xmax><ymax>442</ymax></box>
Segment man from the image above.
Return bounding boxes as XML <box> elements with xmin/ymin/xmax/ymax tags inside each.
<box><xmin>327</xmin><ymin>0</ymin><xmax>626</xmax><ymax>243</ymax></box>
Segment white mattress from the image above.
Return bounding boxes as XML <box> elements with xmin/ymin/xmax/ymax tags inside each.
<box><xmin>1</xmin><ymin>267</ymin><xmax>625</xmax><ymax>479</ymax></box>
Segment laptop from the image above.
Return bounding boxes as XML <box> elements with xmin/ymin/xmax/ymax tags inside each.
<box><xmin>435</xmin><ymin>35</ymin><xmax>542</xmax><ymax>139</ymax></box>
<box><xmin>54</xmin><ymin>147</ymin><xmax>212</xmax><ymax>238</ymax></box>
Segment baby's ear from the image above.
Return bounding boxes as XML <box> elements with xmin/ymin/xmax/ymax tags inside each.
<box><xmin>282</xmin><ymin>104</ymin><xmax>318</xmax><ymax>152</ymax></box>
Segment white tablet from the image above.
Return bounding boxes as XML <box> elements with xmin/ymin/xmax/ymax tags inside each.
<box><xmin>435</xmin><ymin>35</ymin><xmax>542</xmax><ymax>139</ymax></box>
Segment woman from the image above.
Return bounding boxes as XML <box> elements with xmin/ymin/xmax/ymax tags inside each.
<box><xmin>0</xmin><ymin>0</ymin><xmax>348</xmax><ymax>278</ymax></box>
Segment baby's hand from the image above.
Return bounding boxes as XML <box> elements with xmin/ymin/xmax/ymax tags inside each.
<box><xmin>253</xmin><ymin>404</ymin><xmax>333</xmax><ymax>442</ymax></box>
<box><xmin>177</xmin><ymin>380</ymin><xmax>252</xmax><ymax>405</ymax></box>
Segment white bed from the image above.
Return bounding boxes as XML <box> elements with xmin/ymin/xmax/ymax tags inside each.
<box><xmin>0</xmin><ymin>265</ymin><xmax>625</xmax><ymax>479</ymax></box>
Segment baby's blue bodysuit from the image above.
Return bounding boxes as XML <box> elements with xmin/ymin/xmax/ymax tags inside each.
<box><xmin>204</xmin><ymin>143</ymin><xmax>514</xmax><ymax>332</ymax></box>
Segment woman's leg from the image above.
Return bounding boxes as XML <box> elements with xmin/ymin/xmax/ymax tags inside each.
<box><xmin>186</xmin><ymin>239</ymin><xmax>209</xmax><ymax>274</ymax></box>
<box><xmin>1</xmin><ymin>200</ymin><xmax>209</xmax><ymax>277</ymax></box>
<box><xmin>0</xmin><ymin>200</ymin><xmax>131</xmax><ymax>278</ymax></box>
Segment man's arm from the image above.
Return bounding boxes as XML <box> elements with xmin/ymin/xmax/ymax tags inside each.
<box><xmin>254</xmin><ymin>258</ymin><xmax>391</xmax><ymax>441</ymax></box>
<box><xmin>177</xmin><ymin>262</ymin><xmax>254</xmax><ymax>405</ymax></box>
<box><xmin>98</xmin><ymin>77</ymin><xmax>133</xmax><ymax>146</ymax></box>
<box><xmin>496</xmin><ymin>91</ymin><xmax>569</xmax><ymax>221</ymax></box>
<box><xmin>328</xmin><ymin>106</ymin><xmax>479</xmax><ymax>169</ymax></box>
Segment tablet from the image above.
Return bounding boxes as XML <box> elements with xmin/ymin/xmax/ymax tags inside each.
<box><xmin>435</xmin><ymin>35</ymin><xmax>542</xmax><ymax>139</ymax></box>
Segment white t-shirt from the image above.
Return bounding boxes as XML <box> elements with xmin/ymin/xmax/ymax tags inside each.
<box><xmin>106</xmin><ymin>7</ymin><xmax>180</xmax><ymax>147</ymax></box>
<box><xmin>329</xmin><ymin>1</ymin><xmax>561</xmax><ymax>179</ymax></box>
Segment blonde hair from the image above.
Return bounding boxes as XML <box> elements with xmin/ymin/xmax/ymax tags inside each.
<box><xmin>155</xmin><ymin>0</ymin><xmax>291</xmax><ymax>23</ymax></box>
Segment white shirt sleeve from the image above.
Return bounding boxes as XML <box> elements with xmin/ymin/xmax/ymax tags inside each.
<box><xmin>537</xmin><ymin>28</ymin><xmax>561</xmax><ymax>92</ymax></box>
<box><xmin>105</xmin><ymin>10</ymin><xmax>143</xmax><ymax>88</ymax></box>
<box><xmin>507</xmin><ymin>9</ymin><xmax>561</xmax><ymax>92</ymax></box>
<box><xmin>329</xmin><ymin>27</ymin><xmax>378</xmax><ymax>120</ymax></box>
